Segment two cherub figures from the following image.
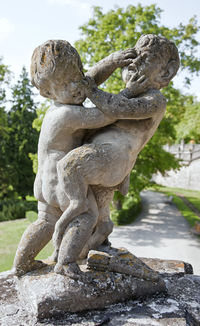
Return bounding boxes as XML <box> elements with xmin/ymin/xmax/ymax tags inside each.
<box><xmin>13</xmin><ymin>34</ymin><xmax>179</xmax><ymax>278</ymax></box>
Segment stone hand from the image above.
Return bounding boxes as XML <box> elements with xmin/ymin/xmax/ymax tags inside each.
<box><xmin>111</xmin><ymin>48</ymin><xmax>137</xmax><ymax>68</ymax></box>
<box><xmin>126</xmin><ymin>73</ymin><xmax>150</xmax><ymax>96</ymax></box>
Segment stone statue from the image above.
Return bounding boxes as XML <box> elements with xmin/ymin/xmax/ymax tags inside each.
<box><xmin>13</xmin><ymin>40</ymin><xmax>136</xmax><ymax>276</ymax></box>
<box><xmin>13</xmin><ymin>35</ymin><xmax>179</xmax><ymax>279</ymax></box>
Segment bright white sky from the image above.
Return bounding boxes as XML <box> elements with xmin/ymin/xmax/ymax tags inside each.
<box><xmin>0</xmin><ymin>0</ymin><xmax>199</xmax><ymax>98</ymax></box>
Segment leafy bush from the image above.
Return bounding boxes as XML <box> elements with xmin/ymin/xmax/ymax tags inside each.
<box><xmin>0</xmin><ymin>199</ymin><xmax>37</xmax><ymax>222</ymax></box>
<box><xmin>111</xmin><ymin>195</ymin><xmax>141</xmax><ymax>225</ymax></box>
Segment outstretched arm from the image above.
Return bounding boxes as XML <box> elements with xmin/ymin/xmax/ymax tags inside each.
<box><xmin>85</xmin><ymin>81</ymin><xmax>166</xmax><ymax>120</ymax></box>
<box><xmin>86</xmin><ymin>49</ymin><xmax>136</xmax><ymax>86</ymax></box>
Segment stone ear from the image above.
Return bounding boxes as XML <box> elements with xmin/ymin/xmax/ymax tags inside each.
<box><xmin>161</xmin><ymin>60</ymin><xmax>177</xmax><ymax>82</ymax></box>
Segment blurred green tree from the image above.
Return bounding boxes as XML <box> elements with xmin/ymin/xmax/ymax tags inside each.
<box><xmin>29</xmin><ymin>100</ymin><xmax>50</xmax><ymax>174</ymax></box>
<box><xmin>176</xmin><ymin>100</ymin><xmax>200</xmax><ymax>143</ymax></box>
<box><xmin>4</xmin><ymin>67</ymin><xmax>39</xmax><ymax>199</ymax></box>
<box><xmin>0</xmin><ymin>58</ymin><xmax>12</xmax><ymax>198</ymax></box>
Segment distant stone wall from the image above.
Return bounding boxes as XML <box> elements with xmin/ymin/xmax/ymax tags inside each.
<box><xmin>153</xmin><ymin>144</ymin><xmax>200</xmax><ymax>191</ymax></box>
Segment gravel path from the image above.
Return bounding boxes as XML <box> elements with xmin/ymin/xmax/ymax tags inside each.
<box><xmin>109</xmin><ymin>190</ymin><xmax>200</xmax><ymax>275</ymax></box>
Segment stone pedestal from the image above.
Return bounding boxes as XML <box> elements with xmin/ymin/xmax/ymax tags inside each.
<box><xmin>15</xmin><ymin>262</ymin><xmax>165</xmax><ymax>319</ymax></box>
<box><xmin>1</xmin><ymin>257</ymin><xmax>199</xmax><ymax>326</ymax></box>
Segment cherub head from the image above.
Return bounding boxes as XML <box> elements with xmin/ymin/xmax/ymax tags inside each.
<box><xmin>31</xmin><ymin>40</ymin><xmax>86</xmax><ymax>104</ymax></box>
<box><xmin>122</xmin><ymin>34</ymin><xmax>180</xmax><ymax>91</ymax></box>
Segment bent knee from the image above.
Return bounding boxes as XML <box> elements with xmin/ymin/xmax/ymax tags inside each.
<box><xmin>107</xmin><ymin>220</ymin><xmax>114</xmax><ymax>234</ymax></box>
<box><xmin>98</xmin><ymin>220</ymin><xmax>114</xmax><ymax>236</ymax></box>
<box><xmin>82</xmin><ymin>212</ymin><xmax>98</xmax><ymax>229</ymax></box>
<box><xmin>38</xmin><ymin>211</ymin><xmax>60</xmax><ymax>228</ymax></box>
<box><xmin>70</xmin><ymin>199</ymin><xmax>89</xmax><ymax>217</ymax></box>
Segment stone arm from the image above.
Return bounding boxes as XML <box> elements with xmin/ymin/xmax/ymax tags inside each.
<box><xmin>86</xmin><ymin>49</ymin><xmax>137</xmax><ymax>86</ymax></box>
<box><xmin>86</xmin><ymin>86</ymin><xmax>166</xmax><ymax>120</ymax></box>
<box><xmin>58</xmin><ymin>105</ymin><xmax>116</xmax><ymax>131</ymax></box>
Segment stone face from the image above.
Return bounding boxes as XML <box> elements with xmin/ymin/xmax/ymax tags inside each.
<box><xmin>15</xmin><ymin>262</ymin><xmax>166</xmax><ymax>319</ymax></box>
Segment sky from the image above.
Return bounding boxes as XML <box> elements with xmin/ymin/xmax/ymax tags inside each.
<box><xmin>0</xmin><ymin>0</ymin><xmax>200</xmax><ymax>99</ymax></box>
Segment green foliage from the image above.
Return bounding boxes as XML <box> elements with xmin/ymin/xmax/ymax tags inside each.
<box><xmin>175</xmin><ymin>100</ymin><xmax>200</xmax><ymax>142</ymax></box>
<box><xmin>32</xmin><ymin>101</ymin><xmax>50</xmax><ymax>132</ymax></box>
<box><xmin>187</xmin><ymin>197</ymin><xmax>200</xmax><ymax>212</ymax></box>
<box><xmin>0</xmin><ymin>58</ymin><xmax>12</xmax><ymax>198</ymax></box>
<box><xmin>111</xmin><ymin>195</ymin><xmax>141</xmax><ymax>225</ymax></box>
<box><xmin>161</xmin><ymin>84</ymin><xmax>193</xmax><ymax>126</ymax></box>
<box><xmin>29</xmin><ymin>101</ymin><xmax>50</xmax><ymax>174</ymax></box>
<box><xmin>75</xmin><ymin>5</ymin><xmax>200</xmax><ymax>88</ymax></box>
<box><xmin>0</xmin><ymin>67</ymin><xmax>39</xmax><ymax>199</ymax></box>
<box><xmin>0</xmin><ymin>198</ymin><xmax>37</xmax><ymax>222</ymax></box>
<box><xmin>74</xmin><ymin>4</ymin><xmax>200</xmax><ymax>221</ymax></box>
<box><xmin>28</xmin><ymin>153</ymin><xmax>38</xmax><ymax>174</ymax></box>
<box><xmin>75</xmin><ymin>4</ymin><xmax>200</xmax><ymax>135</ymax></box>
<box><xmin>0</xmin><ymin>57</ymin><xmax>11</xmax><ymax>102</ymax></box>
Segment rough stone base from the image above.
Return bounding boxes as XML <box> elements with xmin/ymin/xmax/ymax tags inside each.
<box><xmin>107</xmin><ymin>317</ymin><xmax>187</xmax><ymax>325</ymax></box>
<box><xmin>140</xmin><ymin>257</ymin><xmax>193</xmax><ymax>275</ymax></box>
<box><xmin>1</xmin><ymin>258</ymin><xmax>200</xmax><ymax>326</ymax></box>
<box><xmin>15</xmin><ymin>262</ymin><xmax>166</xmax><ymax>320</ymax></box>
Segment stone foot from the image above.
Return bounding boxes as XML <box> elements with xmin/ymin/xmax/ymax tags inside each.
<box><xmin>87</xmin><ymin>249</ymin><xmax>161</xmax><ymax>282</ymax></box>
<box><xmin>47</xmin><ymin>249</ymin><xmax>59</xmax><ymax>263</ymax></box>
<box><xmin>79</xmin><ymin>245</ymin><xmax>90</xmax><ymax>260</ymax></box>
<box><xmin>54</xmin><ymin>262</ymin><xmax>82</xmax><ymax>280</ymax></box>
<box><xmin>14</xmin><ymin>260</ymin><xmax>47</xmax><ymax>277</ymax></box>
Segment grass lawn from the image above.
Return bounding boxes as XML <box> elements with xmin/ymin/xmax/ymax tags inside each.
<box><xmin>152</xmin><ymin>185</ymin><xmax>200</xmax><ymax>228</ymax></box>
<box><xmin>0</xmin><ymin>211</ymin><xmax>53</xmax><ymax>272</ymax></box>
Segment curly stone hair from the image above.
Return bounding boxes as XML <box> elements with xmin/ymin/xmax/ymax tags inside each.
<box><xmin>30</xmin><ymin>40</ymin><xmax>84</xmax><ymax>94</ymax></box>
<box><xmin>136</xmin><ymin>34</ymin><xmax>180</xmax><ymax>80</ymax></box>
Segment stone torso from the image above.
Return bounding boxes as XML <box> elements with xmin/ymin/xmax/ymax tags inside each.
<box><xmin>88</xmin><ymin>91</ymin><xmax>166</xmax><ymax>183</ymax></box>
<box><xmin>34</xmin><ymin>104</ymin><xmax>86</xmax><ymax>208</ymax></box>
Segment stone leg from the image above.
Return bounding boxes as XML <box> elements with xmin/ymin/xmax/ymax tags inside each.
<box><xmin>54</xmin><ymin>187</ymin><xmax>98</xmax><ymax>278</ymax></box>
<box><xmin>13</xmin><ymin>201</ymin><xmax>62</xmax><ymax>276</ymax></box>
<box><xmin>79</xmin><ymin>188</ymin><xmax>114</xmax><ymax>259</ymax></box>
<box><xmin>53</xmin><ymin>160</ymin><xmax>89</xmax><ymax>252</ymax></box>
<box><xmin>54</xmin><ymin>213</ymin><xmax>98</xmax><ymax>277</ymax></box>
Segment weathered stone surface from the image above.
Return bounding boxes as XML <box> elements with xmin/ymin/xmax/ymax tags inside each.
<box><xmin>107</xmin><ymin>317</ymin><xmax>186</xmax><ymax>325</ymax></box>
<box><xmin>87</xmin><ymin>248</ymin><xmax>161</xmax><ymax>281</ymax></box>
<box><xmin>15</xmin><ymin>262</ymin><xmax>166</xmax><ymax>320</ymax></box>
<box><xmin>1</xmin><ymin>264</ymin><xmax>200</xmax><ymax>326</ymax></box>
<box><xmin>140</xmin><ymin>257</ymin><xmax>193</xmax><ymax>275</ymax></box>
